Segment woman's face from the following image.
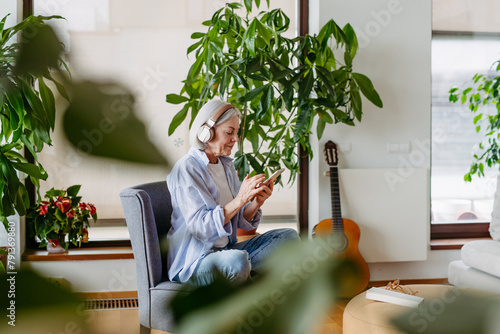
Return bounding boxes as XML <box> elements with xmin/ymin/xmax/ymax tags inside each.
<box><xmin>205</xmin><ymin>116</ymin><xmax>240</xmax><ymax>160</ymax></box>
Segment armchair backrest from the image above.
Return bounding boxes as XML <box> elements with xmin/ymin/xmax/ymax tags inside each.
<box><xmin>120</xmin><ymin>181</ymin><xmax>172</xmax><ymax>287</ymax></box>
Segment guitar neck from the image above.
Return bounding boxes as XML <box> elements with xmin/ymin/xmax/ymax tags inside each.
<box><xmin>330</xmin><ymin>166</ymin><xmax>344</xmax><ymax>232</ymax></box>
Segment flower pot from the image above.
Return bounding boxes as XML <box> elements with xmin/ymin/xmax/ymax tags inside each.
<box><xmin>46</xmin><ymin>240</ymin><xmax>67</xmax><ymax>254</ymax></box>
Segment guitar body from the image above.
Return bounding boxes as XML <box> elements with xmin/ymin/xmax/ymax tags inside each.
<box><xmin>314</xmin><ymin>218</ymin><xmax>370</xmax><ymax>298</ymax></box>
<box><xmin>314</xmin><ymin>141</ymin><xmax>370</xmax><ymax>298</ymax></box>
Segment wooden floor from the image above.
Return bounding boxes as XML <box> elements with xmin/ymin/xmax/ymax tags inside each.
<box><xmin>84</xmin><ymin>279</ymin><xmax>448</xmax><ymax>334</ymax></box>
<box><xmin>84</xmin><ymin>302</ymin><xmax>348</xmax><ymax>334</ymax></box>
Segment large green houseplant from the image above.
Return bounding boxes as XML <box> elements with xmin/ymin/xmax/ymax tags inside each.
<box><xmin>449</xmin><ymin>60</ymin><xmax>500</xmax><ymax>181</ymax></box>
<box><xmin>167</xmin><ymin>0</ymin><xmax>382</xmax><ymax>182</ymax></box>
<box><xmin>0</xmin><ymin>14</ymin><xmax>68</xmax><ymax>229</ymax></box>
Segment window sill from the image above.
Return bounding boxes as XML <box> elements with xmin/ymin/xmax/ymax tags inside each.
<box><xmin>22</xmin><ymin>246</ymin><xmax>134</xmax><ymax>261</ymax></box>
<box><xmin>430</xmin><ymin>237</ymin><xmax>493</xmax><ymax>250</ymax></box>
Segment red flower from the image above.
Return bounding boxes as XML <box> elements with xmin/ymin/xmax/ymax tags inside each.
<box><xmin>56</xmin><ymin>198</ymin><xmax>71</xmax><ymax>213</ymax></box>
<box><xmin>78</xmin><ymin>202</ymin><xmax>87</xmax><ymax>211</ymax></box>
<box><xmin>66</xmin><ymin>209</ymin><xmax>76</xmax><ymax>219</ymax></box>
<box><xmin>39</xmin><ymin>204</ymin><xmax>49</xmax><ymax>215</ymax></box>
<box><xmin>49</xmin><ymin>239</ymin><xmax>59</xmax><ymax>247</ymax></box>
<box><xmin>82</xmin><ymin>227</ymin><xmax>89</xmax><ymax>242</ymax></box>
<box><xmin>87</xmin><ymin>204</ymin><xmax>97</xmax><ymax>216</ymax></box>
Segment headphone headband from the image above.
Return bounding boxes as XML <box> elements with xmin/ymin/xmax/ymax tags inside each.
<box><xmin>206</xmin><ymin>104</ymin><xmax>235</xmax><ymax>127</ymax></box>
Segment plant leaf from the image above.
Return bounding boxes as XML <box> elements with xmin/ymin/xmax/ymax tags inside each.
<box><xmin>63</xmin><ymin>81</ymin><xmax>168</xmax><ymax>165</ymax></box>
<box><xmin>351</xmin><ymin>82</ymin><xmax>362</xmax><ymax>121</ymax></box>
<box><xmin>66</xmin><ymin>185</ymin><xmax>81</xmax><ymax>197</ymax></box>
<box><xmin>166</xmin><ymin>94</ymin><xmax>189</xmax><ymax>105</ymax></box>
<box><xmin>11</xmin><ymin>162</ymin><xmax>48</xmax><ymax>180</ymax></box>
<box><xmin>293</xmin><ymin>104</ymin><xmax>311</xmax><ymax>142</ymax></box>
<box><xmin>169</xmin><ymin>104</ymin><xmax>190</xmax><ymax>136</ymax></box>
<box><xmin>352</xmin><ymin>72</ymin><xmax>383</xmax><ymax>108</ymax></box>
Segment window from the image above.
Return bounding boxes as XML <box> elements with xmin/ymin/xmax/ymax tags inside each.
<box><xmin>431</xmin><ymin>0</ymin><xmax>500</xmax><ymax>238</ymax></box>
<box><xmin>29</xmin><ymin>0</ymin><xmax>299</xmax><ymax>246</ymax></box>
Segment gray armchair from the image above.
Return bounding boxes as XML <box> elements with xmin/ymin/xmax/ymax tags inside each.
<box><xmin>120</xmin><ymin>181</ymin><xmax>189</xmax><ymax>333</ymax></box>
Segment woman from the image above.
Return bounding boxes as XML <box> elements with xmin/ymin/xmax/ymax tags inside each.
<box><xmin>167</xmin><ymin>98</ymin><xmax>299</xmax><ymax>285</ymax></box>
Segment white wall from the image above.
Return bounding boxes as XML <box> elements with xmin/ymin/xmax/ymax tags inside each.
<box><xmin>24</xmin><ymin>260</ymin><xmax>137</xmax><ymax>292</ymax></box>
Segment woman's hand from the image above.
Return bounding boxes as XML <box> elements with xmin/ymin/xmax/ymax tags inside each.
<box><xmin>253</xmin><ymin>179</ymin><xmax>274</xmax><ymax>206</ymax></box>
<box><xmin>236</xmin><ymin>174</ymin><xmax>267</xmax><ymax>205</ymax></box>
<box><xmin>225</xmin><ymin>174</ymin><xmax>275</xmax><ymax>224</ymax></box>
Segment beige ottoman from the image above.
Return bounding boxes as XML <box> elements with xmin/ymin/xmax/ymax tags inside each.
<box><xmin>343</xmin><ymin>284</ymin><xmax>460</xmax><ymax>334</ymax></box>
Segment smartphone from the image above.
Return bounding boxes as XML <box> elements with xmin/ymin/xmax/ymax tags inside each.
<box><xmin>263</xmin><ymin>168</ymin><xmax>285</xmax><ymax>186</ymax></box>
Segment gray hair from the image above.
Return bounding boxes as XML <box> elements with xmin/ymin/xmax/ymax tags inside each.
<box><xmin>189</xmin><ymin>98</ymin><xmax>241</xmax><ymax>150</ymax></box>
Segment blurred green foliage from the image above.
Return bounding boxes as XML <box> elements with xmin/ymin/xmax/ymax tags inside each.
<box><xmin>170</xmin><ymin>238</ymin><xmax>365</xmax><ymax>334</ymax></box>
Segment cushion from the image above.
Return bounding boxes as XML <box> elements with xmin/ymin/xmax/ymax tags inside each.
<box><xmin>490</xmin><ymin>175</ymin><xmax>500</xmax><ymax>240</ymax></box>
<box><xmin>449</xmin><ymin>260</ymin><xmax>500</xmax><ymax>295</ymax></box>
<box><xmin>461</xmin><ymin>240</ymin><xmax>500</xmax><ymax>278</ymax></box>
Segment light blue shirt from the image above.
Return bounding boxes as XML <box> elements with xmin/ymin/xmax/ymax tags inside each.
<box><xmin>166</xmin><ymin>148</ymin><xmax>262</xmax><ymax>283</ymax></box>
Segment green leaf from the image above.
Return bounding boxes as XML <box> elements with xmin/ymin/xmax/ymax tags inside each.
<box><xmin>66</xmin><ymin>184</ymin><xmax>81</xmax><ymax>197</ymax></box>
<box><xmin>63</xmin><ymin>81</ymin><xmax>168</xmax><ymax>165</ymax></box>
<box><xmin>317</xmin><ymin>109</ymin><xmax>334</xmax><ymax>124</ymax></box>
<box><xmin>352</xmin><ymin>72</ymin><xmax>383</xmax><ymax>108</ymax></box>
<box><xmin>316</xmin><ymin>117</ymin><xmax>326</xmax><ymax>139</ymax></box>
<box><xmin>246</xmin><ymin>126</ymin><xmax>259</xmax><ymax>152</ymax></box>
<box><xmin>5</xmin><ymin>88</ymin><xmax>24</xmax><ymax>117</ymax></box>
<box><xmin>241</xmin><ymin>85</ymin><xmax>267</xmax><ymax>102</ymax></box>
<box><xmin>283</xmin><ymin>88</ymin><xmax>294</xmax><ymax>111</ymax></box>
<box><xmin>228</xmin><ymin>66</ymin><xmax>249</xmax><ymax>90</ymax></box>
<box><xmin>0</xmin><ymin>153</ymin><xmax>20</xmax><ymax>202</ymax></box>
<box><xmin>38</xmin><ymin>76</ymin><xmax>56</xmax><ymax>130</ymax></box>
<box><xmin>43</xmin><ymin>72</ymin><xmax>70</xmax><ymax>101</ymax></box>
<box><xmin>316</xmin><ymin>67</ymin><xmax>336</xmax><ymax>100</ymax></box>
<box><xmin>257</xmin><ymin>85</ymin><xmax>273</xmax><ymax>120</ymax></box>
<box><xmin>351</xmin><ymin>83</ymin><xmax>362</xmax><ymax>121</ymax></box>
<box><xmin>191</xmin><ymin>32</ymin><xmax>205</xmax><ymax>39</ymax></box>
<box><xmin>256</xmin><ymin>19</ymin><xmax>272</xmax><ymax>45</ymax></box>
<box><xmin>166</xmin><ymin>94</ymin><xmax>189</xmax><ymax>105</ymax></box>
<box><xmin>343</xmin><ymin>23</ymin><xmax>358</xmax><ymax>59</ymax></box>
<box><xmin>244</xmin><ymin>0</ymin><xmax>253</xmax><ymax>12</ymax></box>
<box><xmin>14</xmin><ymin>183</ymin><xmax>29</xmax><ymax>216</ymax></box>
<box><xmin>169</xmin><ymin>104</ymin><xmax>190</xmax><ymax>136</ymax></box>
<box><xmin>209</xmin><ymin>41</ymin><xmax>224</xmax><ymax>58</ymax></box>
<box><xmin>11</xmin><ymin>162</ymin><xmax>48</xmax><ymax>180</ymax></box>
<box><xmin>299</xmin><ymin>71</ymin><xmax>314</xmax><ymax>103</ymax></box>
<box><xmin>243</xmin><ymin>19</ymin><xmax>257</xmax><ymax>57</ymax></box>
<box><xmin>293</xmin><ymin>105</ymin><xmax>311</xmax><ymax>143</ymax></box>
<box><xmin>9</xmin><ymin>105</ymin><xmax>20</xmax><ymax>131</ymax></box>
<box><xmin>187</xmin><ymin>39</ymin><xmax>203</xmax><ymax>56</ymax></box>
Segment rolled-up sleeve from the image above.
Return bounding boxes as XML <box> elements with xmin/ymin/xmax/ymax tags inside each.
<box><xmin>236</xmin><ymin>203</ymin><xmax>262</xmax><ymax>231</ymax></box>
<box><xmin>173</xmin><ymin>184</ymin><xmax>231</xmax><ymax>242</ymax></box>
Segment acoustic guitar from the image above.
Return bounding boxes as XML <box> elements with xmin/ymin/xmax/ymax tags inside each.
<box><xmin>313</xmin><ymin>141</ymin><xmax>370</xmax><ymax>298</ymax></box>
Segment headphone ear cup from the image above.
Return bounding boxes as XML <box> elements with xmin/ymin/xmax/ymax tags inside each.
<box><xmin>197</xmin><ymin>125</ymin><xmax>214</xmax><ymax>144</ymax></box>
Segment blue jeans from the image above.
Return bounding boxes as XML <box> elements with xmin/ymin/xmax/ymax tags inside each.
<box><xmin>187</xmin><ymin>228</ymin><xmax>299</xmax><ymax>286</ymax></box>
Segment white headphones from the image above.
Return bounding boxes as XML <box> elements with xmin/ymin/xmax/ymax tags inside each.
<box><xmin>197</xmin><ymin>104</ymin><xmax>235</xmax><ymax>143</ymax></box>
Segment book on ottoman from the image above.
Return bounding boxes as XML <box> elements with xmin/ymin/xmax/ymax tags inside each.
<box><xmin>365</xmin><ymin>287</ymin><xmax>424</xmax><ymax>308</ymax></box>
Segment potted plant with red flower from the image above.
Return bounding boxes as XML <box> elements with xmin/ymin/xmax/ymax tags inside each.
<box><xmin>27</xmin><ymin>185</ymin><xmax>97</xmax><ymax>253</ymax></box>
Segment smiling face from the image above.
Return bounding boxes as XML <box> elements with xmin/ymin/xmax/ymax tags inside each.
<box><xmin>204</xmin><ymin>116</ymin><xmax>240</xmax><ymax>163</ymax></box>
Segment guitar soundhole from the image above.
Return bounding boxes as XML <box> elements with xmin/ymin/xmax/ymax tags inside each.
<box><xmin>331</xmin><ymin>233</ymin><xmax>349</xmax><ymax>252</ymax></box>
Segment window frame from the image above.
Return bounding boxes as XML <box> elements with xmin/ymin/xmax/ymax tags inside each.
<box><xmin>430</xmin><ymin>30</ymin><xmax>500</xmax><ymax>240</ymax></box>
<box><xmin>23</xmin><ymin>0</ymin><xmax>309</xmax><ymax>249</ymax></box>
